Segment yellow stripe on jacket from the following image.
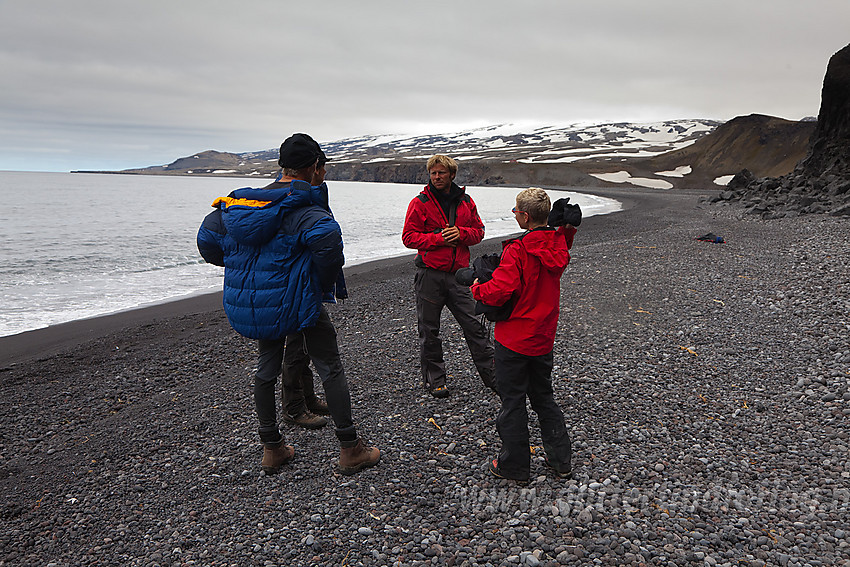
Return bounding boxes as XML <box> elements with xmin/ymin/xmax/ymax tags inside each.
<box><xmin>212</xmin><ymin>196</ymin><xmax>273</xmax><ymax>209</ymax></box>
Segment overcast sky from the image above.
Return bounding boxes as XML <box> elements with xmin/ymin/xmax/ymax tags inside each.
<box><xmin>1</xmin><ymin>1</ymin><xmax>848</xmax><ymax>172</ymax></box>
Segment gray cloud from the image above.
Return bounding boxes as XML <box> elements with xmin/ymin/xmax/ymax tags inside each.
<box><xmin>1</xmin><ymin>0</ymin><xmax>846</xmax><ymax>171</ymax></box>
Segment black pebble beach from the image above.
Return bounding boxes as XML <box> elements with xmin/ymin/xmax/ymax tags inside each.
<box><xmin>1</xmin><ymin>187</ymin><xmax>848</xmax><ymax>567</ymax></box>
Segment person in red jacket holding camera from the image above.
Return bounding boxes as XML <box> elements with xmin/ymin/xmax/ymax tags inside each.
<box><xmin>471</xmin><ymin>187</ymin><xmax>578</xmax><ymax>483</ymax></box>
<box><xmin>402</xmin><ymin>155</ymin><xmax>495</xmax><ymax>399</ymax></box>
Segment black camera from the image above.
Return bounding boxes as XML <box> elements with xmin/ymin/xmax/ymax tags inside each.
<box><xmin>455</xmin><ymin>254</ymin><xmax>500</xmax><ymax>286</ymax></box>
<box><xmin>455</xmin><ymin>267</ymin><xmax>476</xmax><ymax>286</ymax></box>
<box><xmin>455</xmin><ymin>254</ymin><xmax>513</xmax><ymax>321</ymax></box>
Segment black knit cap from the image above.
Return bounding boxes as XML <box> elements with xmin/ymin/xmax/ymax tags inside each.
<box><xmin>278</xmin><ymin>133</ymin><xmax>323</xmax><ymax>169</ymax></box>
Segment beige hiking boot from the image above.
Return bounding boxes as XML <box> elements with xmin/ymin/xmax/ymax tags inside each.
<box><xmin>282</xmin><ymin>410</ymin><xmax>328</xmax><ymax>430</ymax></box>
<box><xmin>260</xmin><ymin>443</ymin><xmax>295</xmax><ymax>475</ymax></box>
<box><xmin>337</xmin><ymin>440</ymin><xmax>380</xmax><ymax>475</ymax></box>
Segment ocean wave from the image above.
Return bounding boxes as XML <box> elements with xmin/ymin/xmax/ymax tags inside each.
<box><xmin>1</xmin><ymin>173</ymin><xmax>619</xmax><ymax>337</ymax></box>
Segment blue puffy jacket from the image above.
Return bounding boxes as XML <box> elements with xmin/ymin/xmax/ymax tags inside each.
<box><xmin>197</xmin><ymin>179</ymin><xmax>344</xmax><ymax>340</ymax></box>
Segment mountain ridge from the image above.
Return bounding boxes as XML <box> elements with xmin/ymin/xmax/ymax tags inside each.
<box><xmin>105</xmin><ymin>116</ymin><xmax>814</xmax><ymax>190</ymax></box>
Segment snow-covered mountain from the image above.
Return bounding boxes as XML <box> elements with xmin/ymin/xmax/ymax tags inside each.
<box><xmin>117</xmin><ymin>116</ymin><xmax>814</xmax><ymax>190</ymax></box>
<box><xmin>243</xmin><ymin>119</ymin><xmax>720</xmax><ymax>169</ymax></box>
<box><xmin>126</xmin><ymin>119</ymin><xmax>721</xmax><ymax>178</ymax></box>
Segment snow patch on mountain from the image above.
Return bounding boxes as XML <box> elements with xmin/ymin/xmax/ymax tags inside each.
<box><xmin>590</xmin><ymin>170</ymin><xmax>674</xmax><ymax>190</ymax></box>
<box><xmin>656</xmin><ymin>165</ymin><xmax>693</xmax><ymax>177</ymax></box>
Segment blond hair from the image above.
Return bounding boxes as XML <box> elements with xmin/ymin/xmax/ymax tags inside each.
<box><xmin>426</xmin><ymin>154</ymin><xmax>458</xmax><ymax>177</ymax></box>
<box><xmin>516</xmin><ymin>187</ymin><xmax>551</xmax><ymax>224</ymax></box>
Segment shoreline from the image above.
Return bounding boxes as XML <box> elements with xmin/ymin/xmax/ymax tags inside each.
<box><xmin>0</xmin><ymin>182</ymin><xmax>619</xmax><ymax>358</ymax></box>
<box><xmin>0</xmin><ymin>185</ymin><xmax>645</xmax><ymax>368</ymax></box>
<box><xmin>0</xmin><ymin>239</ymin><xmax>477</xmax><ymax>368</ymax></box>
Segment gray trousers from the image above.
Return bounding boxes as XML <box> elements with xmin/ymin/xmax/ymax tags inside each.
<box><xmin>414</xmin><ymin>267</ymin><xmax>495</xmax><ymax>391</ymax></box>
<box><xmin>281</xmin><ymin>331</ymin><xmax>320</xmax><ymax>416</ymax></box>
<box><xmin>495</xmin><ymin>341</ymin><xmax>571</xmax><ymax>480</ymax></box>
<box><xmin>255</xmin><ymin>306</ymin><xmax>356</xmax><ymax>446</ymax></box>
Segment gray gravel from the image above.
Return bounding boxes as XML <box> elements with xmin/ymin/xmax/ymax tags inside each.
<box><xmin>1</xmin><ymin>188</ymin><xmax>848</xmax><ymax>566</ymax></box>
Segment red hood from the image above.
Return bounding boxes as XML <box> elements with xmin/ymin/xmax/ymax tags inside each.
<box><xmin>510</xmin><ymin>227</ymin><xmax>571</xmax><ymax>271</ymax></box>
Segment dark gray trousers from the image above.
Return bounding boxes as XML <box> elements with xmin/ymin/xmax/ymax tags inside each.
<box><xmin>414</xmin><ymin>267</ymin><xmax>495</xmax><ymax>390</ymax></box>
<box><xmin>494</xmin><ymin>341</ymin><xmax>572</xmax><ymax>480</ymax></box>
<box><xmin>280</xmin><ymin>331</ymin><xmax>319</xmax><ymax>416</ymax></box>
<box><xmin>255</xmin><ymin>306</ymin><xmax>356</xmax><ymax>446</ymax></box>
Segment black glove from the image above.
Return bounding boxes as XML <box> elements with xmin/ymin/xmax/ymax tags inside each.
<box><xmin>548</xmin><ymin>197</ymin><xmax>582</xmax><ymax>227</ymax></box>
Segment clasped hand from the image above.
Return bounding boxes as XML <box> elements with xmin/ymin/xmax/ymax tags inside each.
<box><xmin>441</xmin><ymin>225</ymin><xmax>460</xmax><ymax>247</ymax></box>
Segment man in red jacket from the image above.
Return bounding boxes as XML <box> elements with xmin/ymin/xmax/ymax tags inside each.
<box><xmin>402</xmin><ymin>155</ymin><xmax>495</xmax><ymax>398</ymax></box>
<box><xmin>471</xmin><ymin>187</ymin><xmax>577</xmax><ymax>483</ymax></box>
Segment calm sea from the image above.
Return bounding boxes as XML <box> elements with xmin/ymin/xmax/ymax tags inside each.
<box><xmin>0</xmin><ymin>171</ymin><xmax>620</xmax><ymax>337</ymax></box>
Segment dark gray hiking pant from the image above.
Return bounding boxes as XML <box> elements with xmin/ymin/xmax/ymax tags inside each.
<box><xmin>255</xmin><ymin>306</ymin><xmax>356</xmax><ymax>446</ymax></box>
<box><xmin>494</xmin><ymin>341</ymin><xmax>572</xmax><ymax>480</ymax></box>
<box><xmin>414</xmin><ymin>267</ymin><xmax>495</xmax><ymax>391</ymax></box>
<box><xmin>280</xmin><ymin>331</ymin><xmax>320</xmax><ymax>416</ymax></box>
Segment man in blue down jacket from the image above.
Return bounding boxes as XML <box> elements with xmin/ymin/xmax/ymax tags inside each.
<box><xmin>197</xmin><ymin>133</ymin><xmax>380</xmax><ymax>476</ymax></box>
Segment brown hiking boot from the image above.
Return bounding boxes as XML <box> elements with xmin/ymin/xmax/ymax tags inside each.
<box><xmin>282</xmin><ymin>410</ymin><xmax>328</xmax><ymax>430</ymax></box>
<box><xmin>337</xmin><ymin>440</ymin><xmax>380</xmax><ymax>475</ymax></box>
<box><xmin>306</xmin><ymin>398</ymin><xmax>330</xmax><ymax>416</ymax></box>
<box><xmin>260</xmin><ymin>443</ymin><xmax>295</xmax><ymax>475</ymax></box>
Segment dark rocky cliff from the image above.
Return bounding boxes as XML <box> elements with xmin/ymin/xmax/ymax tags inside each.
<box><xmin>326</xmin><ymin>160</ymin><xmax>607</xmax><ymax>189</ymax></box>
<box><xmin>714</xmin><ymin>43</ymin><xmax>850</xmax><ymax>217</ymax></box>
<box><xmin>800</xmin><ymin>43</ymin><xmax>850</xmax><ymax>178</ymax></box>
